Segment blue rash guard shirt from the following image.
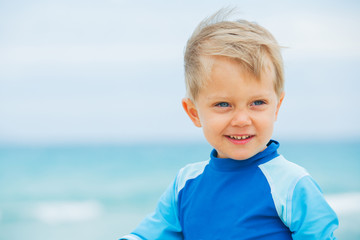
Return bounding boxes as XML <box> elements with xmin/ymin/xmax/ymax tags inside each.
<box><xmin>120</xmin><ymin>140</ymin><xmax>338</xmax><ymax>240</ymax></box>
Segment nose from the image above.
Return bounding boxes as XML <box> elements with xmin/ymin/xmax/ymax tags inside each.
<box><xmin>230</xmin><ymin>109</ymin><xmax>252</xmax><ymax>127</ymax></box>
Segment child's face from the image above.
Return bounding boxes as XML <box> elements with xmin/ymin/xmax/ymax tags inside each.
<box><xmin>183</xmin><ymin>56</ymin><xmax>284</xmax><ymax>160</ymax></box>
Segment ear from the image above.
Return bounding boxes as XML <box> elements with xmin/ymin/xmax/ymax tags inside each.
<box><xmin>275</xmin><ymin>92</ymin><xmax>285</xmax><ymax>121</ymax></box>
<box><xmin>182</xmin><ymin>98</ymin><xmax>202</xmax><ymax>127</ymax></box>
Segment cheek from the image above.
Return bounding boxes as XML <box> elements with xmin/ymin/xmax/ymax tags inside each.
<box><xmin>202</xmin><ymin>114</ymin><xmax>229</xmax><ymax>130</ymax></box>
<box><xmin>200</xmin><ymin>116</ymin><xmax>227</xmax><ymax>139</ymax></box>
<box><xmin>201</xmin><ymin>119</ymin><xmax>217</xmax><ymax>134</ymax></box>
<box><xmin>254</xmin><ymin>112</ymin><xmax>276</xmax><ymax>130</ymax></box>
<box><xmin>264</xmin><ymin>119</ymin><xmax>276</xmax><ymax>136</ymax></box>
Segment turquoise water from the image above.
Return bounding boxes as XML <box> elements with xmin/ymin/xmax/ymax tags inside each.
<box><xmin>0</xmin><ymin>140</ymin><xmax>359</xmax><ymax>240</ymax></box>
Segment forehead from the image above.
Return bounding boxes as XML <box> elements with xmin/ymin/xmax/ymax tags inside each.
<box><xmin>209</xmin><ymin>56</ymin><xmax>275</xmax><ymax>85</ymax></box>
<box><xmin>196</xmin><ymin>56</ymin><xmax>277</xmax><ymax>100</ymax></box>
<box><xmin>201</xmin><ymin>54</ymin><xmax>275</xmax><ymax>79</ymax></box>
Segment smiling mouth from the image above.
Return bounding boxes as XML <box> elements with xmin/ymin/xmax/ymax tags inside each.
<box><xmin>228</xmin><ymin>135</ymin><xmax>253</xmax><ymax>140</ymax></box>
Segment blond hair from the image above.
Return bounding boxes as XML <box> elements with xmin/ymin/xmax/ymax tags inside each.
<box><xmin>184</xmin><ymin>10</ymin><xmax>284</xmax><ymax>101</ymax></box>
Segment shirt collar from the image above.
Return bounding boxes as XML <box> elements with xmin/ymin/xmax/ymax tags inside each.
<box><xmin>209</xmin><ymin>140</ymin><xmax>280</xmax><ymax>171</ymax></box>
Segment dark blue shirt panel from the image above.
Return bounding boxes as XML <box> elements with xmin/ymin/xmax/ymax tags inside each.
<box><xmin>178</xmin><ymin>145</ymin><xmax>292</xmax><ymax>239</ymax></box>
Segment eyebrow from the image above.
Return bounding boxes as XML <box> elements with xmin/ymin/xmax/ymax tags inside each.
<box><xmin>206</xmin><ymin>93</ymin><xmax>272</xmax><ymax>101</ymax></box>
<box><xmin>205</xmin><ymin>95</ymin><xmax>232</xmax><ymax>101</ymax></box>
<box><xmin>249</xmin><ymin>94</ymin><xmax>272</xmax><ymax>99</ymax></box>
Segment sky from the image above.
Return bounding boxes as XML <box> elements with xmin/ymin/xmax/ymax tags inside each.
<box><xmin>0</xmin><ymin>0</ymin><xmax>360</xmax><ymax>145</ymax></box>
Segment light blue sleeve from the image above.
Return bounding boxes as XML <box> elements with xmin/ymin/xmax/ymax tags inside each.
<box><xmin>259</xmin><ymin>155</ymin><xmax>339</xmax><ymax>240</ymax></box>
<box><xmin>118</xmin><ymin>160</ymin><xmax>208</xmax><ymax>240</ymax></box>
<box><xmin>290</xmin><ymin>175</ymin><xmax>339</xmax><ymax>240</ymax></box>
<box><xmin>119</xmin><ymin>177</ymin><xmax>183</xmax><ymax>240</ymax></box>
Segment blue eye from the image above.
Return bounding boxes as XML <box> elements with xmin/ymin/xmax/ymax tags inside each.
<box><xmin>215</xmin><ymin>102</ymin><xmax>230</xmax><ymax>107</ymax></box>
<box><xmin>252</xmin><ymin>100</ymin><xmax>265</xmax><ymax>106</ymax></box>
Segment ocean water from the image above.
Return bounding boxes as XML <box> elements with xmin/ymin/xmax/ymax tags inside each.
<box><xmin>0</xmin><ymin>140</ymin><xmax>359</xmax><ymax>240</ymax></box>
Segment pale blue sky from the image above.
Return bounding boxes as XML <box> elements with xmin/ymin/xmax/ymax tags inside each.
<box><xmin>1</xmin><ymin>0</ymin><xmax>359</xmax><ymax>144</ymax></box>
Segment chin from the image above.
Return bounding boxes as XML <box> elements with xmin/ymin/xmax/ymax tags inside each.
<box><xmin>224</xmin><ymin>151</ymin><xmax>255</xmax><ymax>160</ymax></box>
<box><xmin>232</xmin><ymin>154</ymin><xmax>253</xmax><ymax>161</ymax></box>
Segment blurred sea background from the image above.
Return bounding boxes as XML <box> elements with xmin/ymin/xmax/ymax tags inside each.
<box><xmin>0</xmin><ymin>141</ymin><xmax>360</xmax><ymax>239</ymax></box>
<box><xmin>1</xmin><ymin>0</ymin><xmax>359</xmax><ymax>239</ymax></box>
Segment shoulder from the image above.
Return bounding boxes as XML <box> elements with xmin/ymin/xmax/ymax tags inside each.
<box><xmin>179</xmin><ymin>160</ymin><xmax>209</xmax><ymax>175</ymax></box>
<box><xmin>175</xmin><ymin>160</ymin><xmax>209</xmax><ymax>196</ymax></box>
<box><xmin>258</xmin><ymin>155</ymin><xmax>309</xmax><ymax>190</ymax></box>
<box><xmin>259</xmin><ymin>154</ymin><xmax>308</xmax><ymax>179</ymax></box>
<box><xmin>258</xmin><ymin>155</ymin><xmax>310</xmax><ymax>224</ymax></box>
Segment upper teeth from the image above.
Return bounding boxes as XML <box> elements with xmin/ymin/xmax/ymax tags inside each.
<box><xmin>230</xmin><ymin>135</ymin><xmax>250</xmax><ymax>140</ymax></box>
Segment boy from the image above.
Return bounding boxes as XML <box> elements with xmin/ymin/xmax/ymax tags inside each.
<box><xmin>120</xmin><ymin>10</ymin><xmax>338</xmax><ymax>240</ymax></box>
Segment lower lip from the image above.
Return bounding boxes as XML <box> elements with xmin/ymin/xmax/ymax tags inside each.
<box><xmin>226</xmin><ymin>135</ymin><xmax>254</xmax><ymax>145</ymax></box>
